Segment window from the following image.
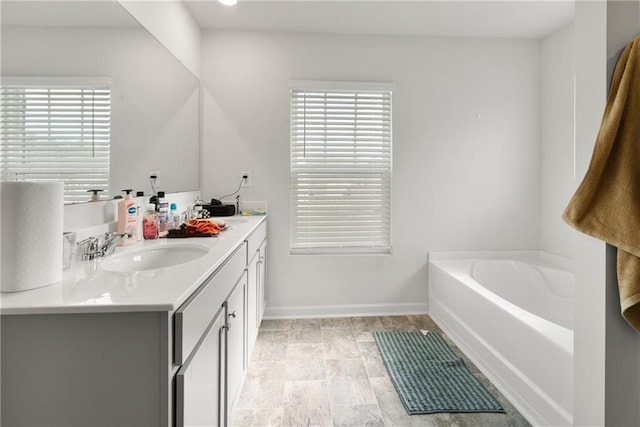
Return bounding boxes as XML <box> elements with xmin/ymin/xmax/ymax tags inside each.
<box><xmin>290</xmin><ymin>81</ymin><xmax>392</xmax><ymax>255</ymax></box>
<box><xmin>1</xmin><ymin>78</ymin><xmax>111</xmax><ymax>203</ymax></box>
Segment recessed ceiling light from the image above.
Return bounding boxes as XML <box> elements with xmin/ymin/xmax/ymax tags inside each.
<box><xmin>219</xmin><ymin>0</ymin><xmax>237</xmax><ymax>5</ymax></box>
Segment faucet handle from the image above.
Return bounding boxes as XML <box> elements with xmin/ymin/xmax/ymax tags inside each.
<box><xmin>100</xmin><ymin>232</ymin><xmax>132</xmax><ymax>256</ymax></box>
<box><xmin>78</xmin><ymin>236</ymin><xmax>99</xmax><ymax>260</ymax></box>
<box><xmin>77</xmin><ymin>236</ymin><xmax>98</xmax><ymax>249</ymax></box>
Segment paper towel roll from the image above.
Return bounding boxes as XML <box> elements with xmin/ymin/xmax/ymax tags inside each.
<box><xmin>1</xmin><ymin>181</ymin><xmax>64</xmax><ymax>292</ymax></box>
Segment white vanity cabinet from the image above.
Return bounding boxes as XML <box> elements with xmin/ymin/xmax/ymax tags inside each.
<box><xmin>225</xmin><ymin>274</ymin><xmax>246</xmax><ymax>416</ymax></box>
<box><xmin>257</xmin><ymin>239</ymin><xmax>267</xmax><ymax>324</ymax></box>
<box><xmin>0</xmin><ymin>217</ymin><xmax>267</xmax><ymax>427</ymax></box>
<box><xmin>175</xmin><ymin>244</ymin><xmax>246</xmax><ymax>427</ymax></box>
<box><xmin>176</xmin><ymin>304</ymin><xmax>226</xmax><ymax>427</ymax></box>
<box><xmin>245</xmin><ymin>220</ymin><xmax>267</xmax><ymax>361</ymax></box>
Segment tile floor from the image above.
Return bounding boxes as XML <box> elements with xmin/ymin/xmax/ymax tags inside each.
<box><xmin>231</xmin><ymin>315</ymin><xmax>530</xmax><ymax>427</ymax></box>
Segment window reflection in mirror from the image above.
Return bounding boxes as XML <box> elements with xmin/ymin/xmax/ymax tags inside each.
<box><xmin>1</xmin><ymin>0</ymin><xmax>200</xmax><ymax>204</ymax></box>
<box><xmin>2</xmin><ymin>78</ymin><xmax>111</xmax><ymax>203</ymax></box>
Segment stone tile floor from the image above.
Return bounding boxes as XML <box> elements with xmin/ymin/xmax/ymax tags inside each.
<box><xmin>231</xmin><ymin>315</ymin><xmax>530</xmax><ymax>427</ymax></box>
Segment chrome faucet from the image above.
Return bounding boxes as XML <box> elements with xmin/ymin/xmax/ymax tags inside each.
<box><xmin>78</xmin><ymin>232</ymin><xmax>132</xmax><ymax>260</ymax></box>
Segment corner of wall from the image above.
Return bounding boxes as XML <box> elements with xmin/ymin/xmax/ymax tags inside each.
<box><xmin>117</xmin><ymin>0</ymin><xmax>202</xmax><ymax>80</ymax></box>
<box><xmin>572</xmin><ymin>1</ymin><xmax>607</xmax><ymax>425</ymax></box>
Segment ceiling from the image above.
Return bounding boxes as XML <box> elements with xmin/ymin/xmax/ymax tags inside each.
<box><xmin>183</xmin><ymin>0</ymin><xmax>575</xmax><ymax>39</ymax></box>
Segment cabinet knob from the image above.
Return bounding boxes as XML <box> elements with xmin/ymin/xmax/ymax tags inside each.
<box><xmin>229</xmin><ymin>311</ymin><xmax>237</xmax><ymax>319</ymax></box>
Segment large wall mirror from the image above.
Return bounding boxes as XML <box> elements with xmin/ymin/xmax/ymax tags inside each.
<box><xmin>1</xmin><ymin>0</ymin><xmax>200</xmax><ymax>203</ymax></box>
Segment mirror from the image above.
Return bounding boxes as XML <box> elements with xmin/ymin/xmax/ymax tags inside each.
<box><xmin>1</xmin><ymin>0</ymin><xmax>200</xmax><ymax>203</ymax></box>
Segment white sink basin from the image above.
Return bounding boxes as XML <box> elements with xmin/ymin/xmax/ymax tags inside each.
<box><xmin>100</xmin><ymin>244</ymin><xmax>209</xmax><ymax>273</ymax></box>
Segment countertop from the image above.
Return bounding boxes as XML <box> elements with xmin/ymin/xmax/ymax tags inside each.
<box><xmin>0</xmin><ymin>216</ymin><xmax>266</xmax><ymax>315</ymax></box>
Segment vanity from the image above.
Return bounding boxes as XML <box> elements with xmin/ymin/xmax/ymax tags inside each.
<box><xmin>0</xmin><ymin>216</ymin><xmax>267</xmax><ymax>426</ymax></box>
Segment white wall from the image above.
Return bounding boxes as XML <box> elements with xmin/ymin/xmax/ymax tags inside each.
<box><xmin>201</xmin><ymin>31</ymin><xmax>541</xmax><ymax>317</ymax></box>
<box><xmin>572</xmin><ymin>1</ymin><xmax>608</xmax><ymax>424</ymax></box>
<box><xmin>603</xmin><ymin>2</ymin><xmax>640</xmax><ymax>425</ymax></box>
<box><xmin>540</xmin><ymin>23</ymin><xmax>575</xmax><ymax>259</ymax></box>
<box><xmin>118</xmin><ymin>0</ymin><xmax>201</xmax><ymax>79</ymax></box>
<box><xmin>570</xmin><ymin>2</ymin><xmax>640</xmax><ymax>425</ymax></box>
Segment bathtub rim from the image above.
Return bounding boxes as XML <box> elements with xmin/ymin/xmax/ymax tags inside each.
<box><xmin>428</xmin><ymin>251</ymin><xmax>574</xmax><ymax>354</ymax></box>
<box><xmin>428</xmin><ymin>250</ymin><xmax>574</xmax><ymax>273</ymax></box>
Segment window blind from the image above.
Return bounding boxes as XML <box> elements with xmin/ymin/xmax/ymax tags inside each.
<box><xmin>290</xmin><ymin>85</ymin><xmax>392</xmax><ymax>254</ymax></box>
<box><xmin>1</xmin><ymin>80</ymin><xmax>111</xmax><ymax>203</ymax></box>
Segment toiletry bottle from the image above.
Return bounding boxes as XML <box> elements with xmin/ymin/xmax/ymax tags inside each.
<box><xmin>87</xmin><ymin>189</ymin><xmax>103</xmax><ymax>202</ymax></box>
<box><xmin>135</xmin><ymin>191</ymin><xmax>144</xmax><ymax>241</ymax></box>
<box><xmin>143</xmin><ymin>203</ymin><xmax>159</xmax><ymax>240</ymax></box>
<box><xmin>169</xmin><ymin>202</ymin><xmax>180</xmax><ymax>230</ymax></box>
<box><xmin>157</xmin><ymin>191</ymin><xmax>169</xmax><ymax>237</ymax></box>
<box><xmin>116</xmin><ymin>189</ymin><xmax>137</xmax><ymax>246</ymax></box>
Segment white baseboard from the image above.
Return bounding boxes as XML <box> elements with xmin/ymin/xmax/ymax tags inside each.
<box><xmin>263</xmin><ymin>303</ymin><xmax>427</xmax><ymax>319</ymax></box>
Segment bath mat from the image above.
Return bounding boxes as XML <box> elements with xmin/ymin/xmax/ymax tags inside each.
<box><xmin>373</xmin><ymin>331</ymin><xmax>505</xmax><ymax>415</ymax></box>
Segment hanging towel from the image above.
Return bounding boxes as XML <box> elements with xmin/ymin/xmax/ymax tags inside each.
<box><xmin>563</xmin><ymin>35</ymin><xmax>640</xmax><ymax>332</ymax></box>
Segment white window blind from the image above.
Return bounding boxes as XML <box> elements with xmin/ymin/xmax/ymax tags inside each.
<box><xmin>1</xmin><ymin>78</ymin><xmax>111</xmax><ymax>203</ymax></box>
<box><xmin>290</xmin><ymin>83</ymin><xmax>392</xmax><ymax>255</ymax></box>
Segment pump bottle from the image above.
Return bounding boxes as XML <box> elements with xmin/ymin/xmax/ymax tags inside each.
<box><xmin>116</xmin><ymin>189</ymin><xmax>137</xmax><ymax>245</ymax></box>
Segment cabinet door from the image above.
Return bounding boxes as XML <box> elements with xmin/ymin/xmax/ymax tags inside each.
<box><xmin>226</xmin><ymin>275</ymin><xmax>246</xmax><ymax>414</ymax></box>
<box><xmin>176</xmin><ymin>306</ymin><xmax>226</xmax><ymax>427</ymax></box>
<box><xmin>246</xmin><ymin>252</ymin><xmax>259</xmax><ymax>361</ymax></box>
<box><xmin>257</xmin><ymin>241</ymin><xmax>267</xmax><ymax>324</ymax></box>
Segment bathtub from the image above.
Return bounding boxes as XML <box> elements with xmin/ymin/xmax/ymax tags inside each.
<box><xmin>428</xmin><ymin>251</ymin><xmax>574</xmax><ymax>426</ymax></box>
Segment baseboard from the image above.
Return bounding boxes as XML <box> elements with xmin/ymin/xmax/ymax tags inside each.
<box><xmin>263</xmin><ymin>303</ymin><xmax>428</xmax><ymax>319</ymax></box>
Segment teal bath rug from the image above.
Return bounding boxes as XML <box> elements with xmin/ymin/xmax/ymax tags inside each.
<box><xmin>373</xmin><ymin>331</ymin><xmax>505</xmax><ymax>415</ymax></box>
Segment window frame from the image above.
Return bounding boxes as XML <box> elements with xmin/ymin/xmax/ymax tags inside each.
<box><xmin>289</xmin><ymin>80</ymin><xmax>394</xmax><ymax>255</ymax></box>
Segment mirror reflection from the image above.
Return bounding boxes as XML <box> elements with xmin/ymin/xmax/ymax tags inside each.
<box><xmin>1</xmin><ymin>0</ymin><xmax>200</xmax><ymax>203</ymax></box>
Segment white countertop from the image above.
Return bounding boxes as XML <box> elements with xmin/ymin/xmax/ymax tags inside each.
<box><xmin>0</xmin><ymin>216</ymin><xmax>266</xmax><ymax>315</ymax></box>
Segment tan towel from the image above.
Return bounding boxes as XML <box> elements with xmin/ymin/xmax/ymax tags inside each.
<box><xmin>563</xmin><ymin>35</ymin><xmax>640</xmax><ymax>332</ymax></box>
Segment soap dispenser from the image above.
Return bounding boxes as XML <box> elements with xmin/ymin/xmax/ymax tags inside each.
<box><xmin>116</xmin><ymin>189</ymin><xmax>137</xmax><ymax>246</ymax></box>
<box><xmin>87</xmin><ymin>189</ymin><xmax>103</xmax><ymax>202</ymax></box>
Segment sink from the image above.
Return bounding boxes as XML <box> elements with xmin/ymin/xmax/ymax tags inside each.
<box><xmin>100</xmin><ymin>244</ymin><xmax>209</xmax><ymax>273</ymax></box>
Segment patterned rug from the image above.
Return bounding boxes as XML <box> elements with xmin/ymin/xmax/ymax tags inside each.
<box><xmin>373</xmin><ymin>331</ymin><xmax>505</xmax><ymax>415</ymax></box>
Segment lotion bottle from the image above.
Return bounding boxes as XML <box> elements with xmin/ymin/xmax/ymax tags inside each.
<box><xmin>117</xmin><ymin>189</ymin><xmax>137</xmax><ymax>246</ymax></box>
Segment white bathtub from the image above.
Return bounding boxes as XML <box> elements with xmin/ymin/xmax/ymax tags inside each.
<box><xmin>428</xmin><ymin>251</ymin><xmax>574</xmax><ymax>426</ymax></box>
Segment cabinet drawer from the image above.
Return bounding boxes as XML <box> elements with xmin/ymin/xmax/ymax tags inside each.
<box><xmin>246</xmin><ymin>220</ymin><xmax>267</xmax><ymax>263</ymax></box>
<box><xmin>175</xmin><ymin>244</ymin><xmax>246</xmax><ymax>365</ymax></box>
